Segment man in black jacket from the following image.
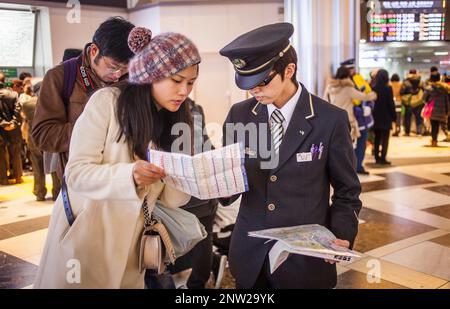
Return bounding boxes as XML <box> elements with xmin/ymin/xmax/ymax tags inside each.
<box><xmin>0</xmin><ymin>88</ymin><xmax>23</xmax><ymax>185</ymax></box>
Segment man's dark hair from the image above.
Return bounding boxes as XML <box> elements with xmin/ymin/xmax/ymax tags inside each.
<box><xmin>273</xmin><ymin>46</ymin><xmax>298</xmax><ymax>84</ymax></box>
<box><xmin>335</xmin><ymin>66</ymin><xmax>350</xmax><ymax>80</ymax></box>
<box><xmin>92</xmin><ymin>16</ymin><xmax>135</xmax><ymax>64</ymax></box>
<box><xmin>19</xmin><ymin>72</ymin><xmax>32</xmax><ymax>81</ymax></box>
<box><xmin>391</xmin><ymin>73</ymin><xmax>400</xmax><ymax>82</ymax></box>
<box><xmin>430</xmin><ymin>66</ymin><xmax>439</xmax><ymax>73</ymax></box>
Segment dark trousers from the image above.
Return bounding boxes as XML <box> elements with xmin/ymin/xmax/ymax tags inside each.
<box><xmin>394</xmin><ymin>111</ymin><xmax>402</xmax><ymax>134</ymax></box>
<box><xmin>355</xmin><ymin>129</ymin><xmax>369</xmax><ymax>171</ymax></box>
<box><xmin>0</xmin><ymin>128</ymin><xmax>23</xmax><ymax>181</ymax></box>
<box><xmin>29</xmin><ymin>147</ymin><xmax>46</xmax><ymax>198</ymax></box>
<box><xmin>236</xmin><ymin>254</ymin><xmax>336</xmax><ymax>289</ymax></box>
<box><xmin>236</xmin><ymin>256</ymin><xmax>272</xmax><ymax>289</ymax></box>
<box><xmin>430</xmin><ymin>120</ymin><xmax>447</xmax><ymax>142</ymax></box>
<box><xmin>186</xmin><ymin>213</ymin><xmax>214</xmax><ymax>288</ymax></box>
<box><xmin>373</xmin><ymin>129</ymin><xmax>390</xmax><ymax>162</ymax></box>
<box><xmin>404</xmin><ymin>105</ymin><xmax>424</xmax><ymax>134</ymax></box>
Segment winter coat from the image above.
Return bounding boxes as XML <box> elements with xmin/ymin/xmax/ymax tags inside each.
<box><xmin>373</xmin><ymin>85</ymin><xmax>397</xmax><ymax>130</ymax></box>
<box><xmin>424</xmin><ymin>82</ymin><xmax>450</xmax><ymax>123</ymax></box>
<box><xmin>33</xmin><ymin>88</ymin><xmax>190</xmax><ymax>288</ymax></box>
<box><xmin>323</xmin><ymin>78</ymin><xmax>377</xmax><ymax>141</ymax></box>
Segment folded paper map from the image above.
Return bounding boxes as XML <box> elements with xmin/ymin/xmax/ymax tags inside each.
<box><xmin>147</xmin><ymin>143</ymin><xmax>249</xmax><ymax>200</ymax></box>
<box><xmin>249</xmin><ymin>224</ymin><xmax>361</xmax><ymax>273</ymax></box>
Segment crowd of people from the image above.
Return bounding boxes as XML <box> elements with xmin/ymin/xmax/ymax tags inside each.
<box><xmin>324</xmin><ymin>62</ymin><xmax>450</xmax><ymax>174</ymax></box>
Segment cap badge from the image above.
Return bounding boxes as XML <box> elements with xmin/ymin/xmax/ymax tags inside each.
<box><xmin>232</xmin><ymin>58</ymin><xmax>246</xmax><ymax>69</ymax></box>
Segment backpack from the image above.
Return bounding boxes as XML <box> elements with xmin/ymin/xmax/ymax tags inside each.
<box><xmin>410</xmin><ymin>89</ymin><xmax>424</xmax><ymax>108</ymax></box>
<box><xmin>61</xmin><ymin>56</ymin><xmax>81</xmax><ymax>109</ymax></box>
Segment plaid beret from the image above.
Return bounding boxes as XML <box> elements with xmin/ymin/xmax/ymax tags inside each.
<box><xmin>129</xmin><ymin>32</ymin><xmax>201</xmax><ymax>85</ymax></box>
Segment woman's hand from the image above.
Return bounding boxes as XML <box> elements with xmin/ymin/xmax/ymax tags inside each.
<box><xmin>133</xmin><ymin>160</ymin><xmax>166</xmax><ymax>187</ymax></box>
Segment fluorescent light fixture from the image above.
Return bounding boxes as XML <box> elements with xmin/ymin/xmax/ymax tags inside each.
<box><xmin>434</xmin><ymin>51</ymin><xmax>449</xmax><ymax>56</ymax></box>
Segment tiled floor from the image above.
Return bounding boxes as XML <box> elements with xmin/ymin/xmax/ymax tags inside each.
<box><xmin>382</xmin><ymin>241</ymin><xmax>450</xmax><ymax>281</ymax></box>
<box><xmin>353</xmin><ymin>208</ymin><xmax>435</xmax><ymax>253</ymax></box>
<box><xmin>0</xmin><ymin>251</ymin><xmax>37</xmax><ymax>289</ymax></box>
<box><xmin>0</xmin><ymin>134</ymin><xmax>450</xmax><ymax>289</ymax></box>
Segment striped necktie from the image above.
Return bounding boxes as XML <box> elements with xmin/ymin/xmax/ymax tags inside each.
<box><xmin>270</xmin><ymin>109</ymin><xmax>285</xmax><ymax>153</ymax></box>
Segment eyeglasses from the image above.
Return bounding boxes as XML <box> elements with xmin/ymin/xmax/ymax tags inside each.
<box><xmin>102</xmin><ymin>56</ymin><xmax>128</xmax><ymax>75</ymax></box>
<box><xmin>256</xmin><ymin>72</ymin><xmax>278</xmax><ymax>87</ymax></box>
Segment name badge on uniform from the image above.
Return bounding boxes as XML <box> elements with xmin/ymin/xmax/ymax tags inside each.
<box><xmin>297</xmin><ymin>152</ymin><xmax>312</xmax><ymax>162</ymax></box>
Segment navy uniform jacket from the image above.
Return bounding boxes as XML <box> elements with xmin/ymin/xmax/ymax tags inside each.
<box><xmin>221</xmin><ymin>85</ymin><xmax>362</xmax><ymax>288</ymax></box>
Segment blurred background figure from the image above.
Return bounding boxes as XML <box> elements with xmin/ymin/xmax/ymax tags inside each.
<box><xmin>0</xmin><ymin>88</ymin><xmax>23</xmax><ymax>185</ymax></box>
<box><xmin>390</xmin><ymin>73</ymin><xmax>402</xmax><ymax>137</ymax></box>
<box><xmin>372</xmin><ymin>69</ymin><xmax>396</xmax><ymax>165</ymax></box>
<box><xmin>423</xmin><ymin>72</ymin><xmax>450</xmax><ymax>147</ymax></box>
<box><xmin>323</xmin><ymin>66</ymin><xmax>377</xmax><ymax>174</ymax></box>
<box><xmin>400</xmin><ymin>69</ymin><xmax>424</xmax><ymax>136</ymax></box>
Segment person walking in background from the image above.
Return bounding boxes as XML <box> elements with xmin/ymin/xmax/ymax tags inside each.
<box><xmin>400</xmin><ymin>69</ymin><xmax>424</xmax><ymax>136</ymax></box>
<box><xmin>390</xmin><ymin>74</ymin><xmax>402</xmax><ymax>137</ymax></box>
<box><xmin>372</xmin><ymin>69</ymin><xmax>396</xmax><ymax>165</ymax></box>
<box><xmin>0</xmin><ymin>88</ymin><xmax>23</xmax><ymax>185</ymax></box>
<box><xmin>423</xmin><ymin>72</ymin><xmax>450</xmax><ymax>147</ymax></box>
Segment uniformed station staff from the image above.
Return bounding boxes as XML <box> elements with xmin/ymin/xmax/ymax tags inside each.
<box><xmin>219</xmin><ymin>22</ymin><xmax>362</xmax><ymax>288</ymax></box>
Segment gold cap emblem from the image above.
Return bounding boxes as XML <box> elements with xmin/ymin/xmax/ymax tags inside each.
<box><xmin>232</xmin><ymin>58</ymin><xmax>246</xmax><ymax>69</ymax></box>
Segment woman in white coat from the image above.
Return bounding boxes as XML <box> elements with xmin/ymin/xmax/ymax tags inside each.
<box><xmin>323</xmin><ymin>66</ymin><xmax>377</xmax><ymax>145</ymax></box>
<box><xmin>34</xmin><ymin>29</ymin><xmax>202</xmax><ymax>288</ymax></box>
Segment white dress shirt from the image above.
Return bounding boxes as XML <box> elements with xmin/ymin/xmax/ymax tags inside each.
<box><xmin>267</xmin><ymin>83</ymin><xmax>302</xmax><ymax>132</ymax></box>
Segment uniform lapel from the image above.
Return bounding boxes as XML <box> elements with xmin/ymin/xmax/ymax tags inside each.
<box><xmin>273</xmin><ymin>84</ymin><xmax>314</xmax><ymax>174</ymax></box>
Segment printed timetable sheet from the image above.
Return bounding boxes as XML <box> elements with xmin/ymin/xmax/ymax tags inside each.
<box><xmin>147</xmin><ymin>143</ymin><xmax>249</xmax><ymax>200</ymax></box>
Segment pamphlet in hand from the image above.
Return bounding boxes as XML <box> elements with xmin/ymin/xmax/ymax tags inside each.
<box><xmin>248</xmin><ymin>224</ymin><xmax>361</xmax><ymax>273</ymax></box>
<box><xmin>147</xmin><ymin>143</ymin><xmax>249</xmax><ymax>200</ymax></box>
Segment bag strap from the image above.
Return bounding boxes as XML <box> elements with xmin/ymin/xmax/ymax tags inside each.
<box><xmin>142</xmin><ymin>199</ymin><xmax>176</xmax><ymax>263</ymax></box>
<box><xmin>142</xmin><ymin>198</ymin><xmax>156</xmax><ymax>228</ymax></box>
<box><xmin>61</xmin><ymin>176</ymin><xmax>75</xmax><ymax>226</ymax></box>
<box><xmin>62</xmin><ymin>56</ymin><xmax>81</xmax><ymax>109</ymax></box>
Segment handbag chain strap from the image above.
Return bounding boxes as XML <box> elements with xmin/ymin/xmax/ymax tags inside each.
<box><xmin>142</xmin><ymin>197</ymin><xmax>157</xmax><ymax>229</ymax></box>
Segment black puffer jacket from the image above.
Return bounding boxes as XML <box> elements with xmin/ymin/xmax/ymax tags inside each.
<box><xmin>0</xmin><ymin>88</ymin><xmax>21</xmax><ymax>129</ymax></box>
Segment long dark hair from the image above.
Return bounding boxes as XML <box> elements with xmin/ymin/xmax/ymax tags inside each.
<box><xmin>115</xmin><ymin>82</ymin><xmax>193</xmax><ymax>160</ymax></box>
<box><xmin>374</xmin><ymin>69</ymin><xmax>390</xmax><ymax>89</ymax></box>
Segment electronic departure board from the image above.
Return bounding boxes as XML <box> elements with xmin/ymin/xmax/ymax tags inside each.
<box><xmin>365</xmin><ymin>0</ymin><xmax>450</xmax><ymax>42</ymax></box>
